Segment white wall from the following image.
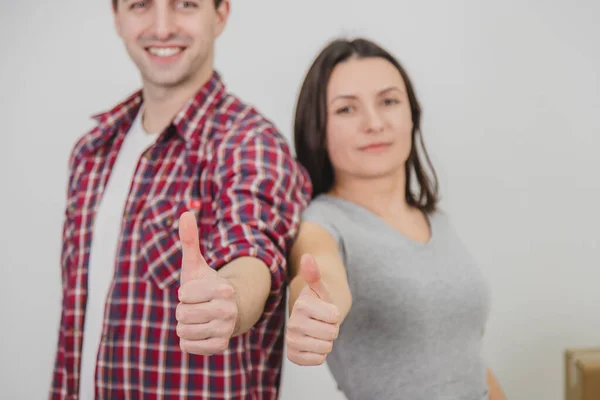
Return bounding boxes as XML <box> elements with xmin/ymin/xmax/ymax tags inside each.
<box><xmin>1</xmin><ymin>1</ymin><xmax>599</xmax><ymax>399</ymax></box>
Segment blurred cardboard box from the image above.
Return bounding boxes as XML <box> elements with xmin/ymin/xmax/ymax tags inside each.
<box><xmin>565</xmin><ymin>348</ymin><xmax>600</xmax><ymax>400</ymax></box>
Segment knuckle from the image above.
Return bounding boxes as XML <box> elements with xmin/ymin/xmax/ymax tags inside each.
<box><xmin>181</xmin><ymin>308</ymin><xmax>195</xmax><ymax>324</ymax></box>
<box><xmin>331</xmin><ymin>306</ymin><xmax>341</xmax><ymax>322</ymax></box>
<box><xmin>295</xmin><ymin>298</ymin><xmax>310</xmax><ymax>313</ymax></box>
<box><xmin>326</xmin><ymin>341</ymin><xmax>334</xmax><ymax>353</ymax></box>
<box><xmin>286</xmin><ymin>315</ymin><xmax>296</xmax><ymax>328</ymax></box>
<box><xmin>224</xmin><ymin>302</ymin><xmax>238</xmax><ymax>319</ymax></box>
<box><xmin>196</xmin><ymin>308</ymin><xmax>210</xmax><ymax>323</ymax></box>
<box><xmin>329</xmin><ymin>325</ymin><xmax>339</xmax><ymax>340</ymax></box>
<box><xmin>288</xmin><ymin>351</ymin><xmax>307</xmax><ymax>366</ymax></box>
<box><xmin>287</xmin><ymin>351</ymin><xmax>299</xmax><ymax>364</ymax></box>
<box><xmin>176</xmin><ymin>323</ymin><xmax>185</xmax><ymax>338</ymax></box>
<box><xmin>295</xmin><ymin>356</ymin><xmax>307</xmax><ymax>366</ymax></box>
<box><xmin>285</xmin><ymin>334</ymin><xmax>300</xmax><ymax>350</ymax></box>
<box><xmin>286</xmin><ymin>323</ymin><xmax>298</xmax><ymax>334</ymax></box>
<box><xmin>175</xmin><ymin>305</ymin><xmax>184</xmax><ymax>322</ymax></box>
<box><xmin>180</xmin><ymin>310</ymin><xmax>189</xmax><ymax>323</ymax></box>
<box><xmin>286</xmin><ymin>316</ymin><xmax>303</xmax><ymax>333</ymax></box>
<box><xmin>285</xmin><ymin>334</ymin><xmax>294</xmax><ymax>345</ymax></box>
<box><xmin>218</xmin><ymin>283</ymin><xmax>234</xmax><ymax>298</ymax></box>
<box><xmin>216</xmin><ymin>337</ymin><xmax>229</xmax><ymax>351</ymax></box>
<box><xmin>218</xmin><ymin>322</ymin><xmax>233</xmax><ymax>337</ymax></box>
<box><xmin>179</xmin><ymin>340</ymin><xmax>189</xmax><ymax>353</ymax></box>
<box><xmin>216</xmin><ymin>302</ymin><xmax>236</xmax><ymax>320</ymax></box>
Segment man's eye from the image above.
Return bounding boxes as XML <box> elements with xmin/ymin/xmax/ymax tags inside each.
<box><xmin>176</xmin><ymin>1</ymin><xmax>198</xmax><ymax>8</ymax></box>
<box><xmin>130</xmin><ymin>1</ymin><xmax>147</xmax><ymax>9</ymax></box>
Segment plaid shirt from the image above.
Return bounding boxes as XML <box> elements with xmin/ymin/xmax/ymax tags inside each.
<box><xmin>51</xmin><ymin>72</ymin><xmax>312</xmax><ymax>400</ymax></box>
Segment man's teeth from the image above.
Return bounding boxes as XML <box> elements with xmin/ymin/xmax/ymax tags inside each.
<box><xmin>148</xmin><ymin>47</ymin><xmax>182</xmax><ymax>57</ymax></box>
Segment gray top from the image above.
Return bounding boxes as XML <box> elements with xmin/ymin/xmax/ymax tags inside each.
<box><xmin>302</xmin><ymin>194</ymin><xmax>491</xmax><ymax>400</ymax></box>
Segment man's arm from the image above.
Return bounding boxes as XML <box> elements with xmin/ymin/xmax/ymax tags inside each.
<box><xmin>176</xmin><ymin>214</ymin><xmax>274</xmax><ymax>355</ymax></box>
<box><xmin>176</xmin><ymin>124</ymin><xmax>310</xmax><ymax>355</ymax></box>
<box><xmin>217</xmin><ymin>256</ymin><xmax>271</xmax><ymax>336</ymax></box>
<box><xmin>204</xmin><ymin>125</ymin><xmax>311</xmax><ymax>335</ymax></box>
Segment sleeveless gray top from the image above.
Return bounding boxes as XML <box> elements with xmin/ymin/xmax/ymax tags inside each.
<box><xmin>301</xmin><ymin>194</ymin><xmax>491</xmax><ymax>400</ymax></box>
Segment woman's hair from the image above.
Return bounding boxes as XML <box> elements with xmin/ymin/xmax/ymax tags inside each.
<box><xmin>294</xmin><ymin>37</ymin><xmax>439</xmax><ymax>213</ymax></box>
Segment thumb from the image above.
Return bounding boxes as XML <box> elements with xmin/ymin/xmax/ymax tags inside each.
<box><xmin>300</xmin><ymin>253</ymin><xmax>333</xmax><ymax>303</ymax></box>
<box><xmin>179</xmin><ymin>211</ymin><xmax>211</xmax><ymax>284</ymax></box>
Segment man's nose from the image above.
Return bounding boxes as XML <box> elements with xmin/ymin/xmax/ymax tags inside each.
<box><xmin>153</xmin><ymin>5</ymin><xmax>176</xmax><ymax>40</ymax></box>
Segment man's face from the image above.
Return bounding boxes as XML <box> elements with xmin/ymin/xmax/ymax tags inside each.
<box><xmin>113</xmin><ymin>0</ymin><xmax>229</xmax><ymax>89</ymax></box>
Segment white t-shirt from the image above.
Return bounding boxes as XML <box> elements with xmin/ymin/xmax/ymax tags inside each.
<box><xmin>78</xmin><ymin>108</ymin><xmax>158</xmax><ymax>399</ymax></box>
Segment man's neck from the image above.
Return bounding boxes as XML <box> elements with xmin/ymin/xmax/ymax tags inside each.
<box><xmin>140</xmin><ymin>68</ymin><xmax>214</xmax><ymax>134</ymax></box>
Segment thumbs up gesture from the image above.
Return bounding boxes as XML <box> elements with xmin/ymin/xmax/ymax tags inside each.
<box><xmin>286</xmin><ymin>254</ymin><xmax>341</xmax><ymax>366</ymax></box>
<box><xmin>175</xmin><ymin>211</ymin><xmax>238</xmax><ymax>356</ymax></box>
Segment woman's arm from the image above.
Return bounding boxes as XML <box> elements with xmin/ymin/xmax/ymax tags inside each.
<box><xmin>487</xmin><ymin>368</ymin><xmax>506</xmax><ymax>400</ymax></box>
<box><xmin>285</xmin><ymin>222</ymin><xmax>353</xmax><ymax>366</ymax></box>
<box><xmin>288</xmin><ymin>222</ymin><xmax>352</xmax><ymax>321</ymax></box>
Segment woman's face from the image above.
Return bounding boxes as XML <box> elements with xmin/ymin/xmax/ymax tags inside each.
<box><xmin>326</xmin><ymin>57</ymin><xmax>414</xmax><ymax>183</ymax></box>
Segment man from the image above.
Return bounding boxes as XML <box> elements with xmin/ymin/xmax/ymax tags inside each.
<box><xmin>50</xmin><ymin>0</ymin><xmax>311</xmax><ymax>399</ymax></box>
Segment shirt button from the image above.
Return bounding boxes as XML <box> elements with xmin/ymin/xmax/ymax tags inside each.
<box><xmin>165</xmin><ymin>216</ymin><xmax>174</xmax><ymax>226</ymax></box>
<box><xmin>189</xmin><ymin>199</ymin><xmax>201</xmax><ymax>209</ymax></box>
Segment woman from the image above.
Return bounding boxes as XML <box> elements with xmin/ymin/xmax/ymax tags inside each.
<box><xmin>286</xmin><ymin>38</ymin><xmax>505</xmax><ymax>400</ymax></box>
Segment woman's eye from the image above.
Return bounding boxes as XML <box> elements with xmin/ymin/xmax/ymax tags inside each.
<box><xmin>383</xmin><ymin>98</ymin><xmax>400</xmax><ymax>106</ymax></box>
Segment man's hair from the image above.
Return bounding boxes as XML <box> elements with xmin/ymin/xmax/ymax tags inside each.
<box><xmin>112</xmin><ymin>0</ymin><xmax>223</xmax><ymax>9</ymax></box>
<box><xmin>293</xmin><ymin>38</ymin><xmax>440</xmax><ymax>213</ymax></box>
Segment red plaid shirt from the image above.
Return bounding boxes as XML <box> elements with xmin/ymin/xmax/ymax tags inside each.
<box><xmin>51</xmin><ymin>72</ymin><xmax>312</xmax><ymax>400</ymax></box>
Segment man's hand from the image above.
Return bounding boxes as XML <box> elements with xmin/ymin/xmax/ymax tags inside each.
<box><xmin>286</xmin><ymin>254</ymin><xmax>341</xmax><ymax>366</ymax></box>
<box><xmin>176</xmin><ymin>211</ymin><xmax>238</xmax><ymax>356</ymax></box>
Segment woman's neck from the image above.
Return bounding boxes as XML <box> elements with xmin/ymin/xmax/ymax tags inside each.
<box><xmin>330</xmin><ymin>169</ymin><xmax>432</xmax><ymax>244</ymax></box>
<box><xmin>329</xmin><ymin>170</ymin><xmax>410</xmax><ymax>217</ymax></box>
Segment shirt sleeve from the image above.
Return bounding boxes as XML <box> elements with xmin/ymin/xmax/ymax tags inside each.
<box><xmin>60</xmin><ymin>135</ymin><xmax>87</xmax><ymax>292</ymax></box>
<box><xmin>204</xmin><ymin>123</ymin><xmax>312</xmax><ymax>322</ymax></box>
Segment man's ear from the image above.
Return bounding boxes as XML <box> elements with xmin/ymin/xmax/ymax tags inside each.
<box><xmin>214</xmin><ymin>0</ymin><xmax>231</xmax><ymax>38</ymax></box>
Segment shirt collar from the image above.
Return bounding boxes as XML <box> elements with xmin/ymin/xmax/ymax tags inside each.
<box><xmin>87</xmin><ymin>71</ymin><xmax>226</xmax><ymax>150</ymax></box>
